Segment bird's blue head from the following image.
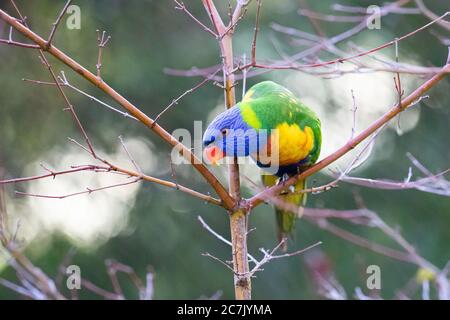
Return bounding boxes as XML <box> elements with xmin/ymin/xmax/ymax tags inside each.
<box><xmin>203</xmin><ymin>105</ymin><xmax>266</xmax><ymax>164</ymax></box>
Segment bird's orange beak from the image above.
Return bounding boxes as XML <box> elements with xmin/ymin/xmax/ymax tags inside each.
<box><xmin>204</xmin><ymin>145</ymin><xmax>224</xmax><ymax>165</ymax></box>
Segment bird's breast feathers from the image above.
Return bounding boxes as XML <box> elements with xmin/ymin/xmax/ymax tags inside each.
<box><xmin>253</xmin><ymin>122</ymin><xmax>315</xmax><ymax>166</ymax></box>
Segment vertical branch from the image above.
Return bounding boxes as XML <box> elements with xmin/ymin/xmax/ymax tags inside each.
<box><xmin>220</xmin><ymin>31</ymin><xmax>241</xmax><ymax>201</ymax></box>
<box><xmin>228</xmin><ymin>209</ymin><xmax>251</xmax><ymax>299</ymax></box>
<box><xmin>250</xmin><ymin>0</ymin><xmax>262</xmax><ymax>65</ymax></box>
<box><xmin>220</xmin><ymin>10</ymin><xmax>250</xmax><ymax>302</ymax></box>
<box><xmin>202</xmin><ymin>0</ymin><xmax>251</xmax><ymax>300</ymax></box>
<box><xmin>96</xmin><ymin>30</ymin><xmax>111</xmax><ymax>79</ymax></box>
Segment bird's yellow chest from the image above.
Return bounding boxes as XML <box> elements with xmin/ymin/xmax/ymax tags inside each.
<box><xmin>255</xmin><ymin>123</ymin><xmax>314</xmax><ymax>166</ymax></box>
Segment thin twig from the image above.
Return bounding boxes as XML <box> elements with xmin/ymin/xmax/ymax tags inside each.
<box><xmin>232</xmin><ymin>0</ymin><xmax>252</xmax><ymax>27</ymax></box>
<box><xmin>174</xmin><ymin>0</ymin><xmax>218</xmax><ymax>37</ymax></box>
<box><xmin>198</xmin><ymin>216</ymin><xmax>258</xmax><ymax>264</ymax></box>
<box><xmin>46</xmin><ymin>0</ymin><xmax>72</xmax><ymax>48</ymax></box>
<box><xmin>118</xmin><ymin>135</ymin><xmax>143</xmax><ymax>175</ymax></box>
<box><xmin>250</xmin><ymin>0</ymin><xmax>262</xmax><ymax>65</ymax></box>
<box><xmin>153</xmin><ymin>68</ymin><xmax>221</xmax><ymax>125</ymax></box>
<box><xmin>15</xmin><ymin>178</ymin><xmax>141</xmax><ymax>199</ymax></box>
<box><xmin>415</xmin><ymin>0</ymin><xmax>450</xmax><ymax>32</ymax></box>
<box><xmin>81</xmin><ymin>278</ymin><xmax>122</xmax><ymax>300</ymax></box>
<box><xmin>236</xmin><ymin>12</ymin><xmax>450</xmax><ymax>71</ymax></box>
<box><xmin>310</xmin><ymin>218</ymin><xmax>415</xmax><ymax>263</ymax></box>
<box><xmin>246</xmin><ymin>240</ymin><xmax>322</xmax><ymax>278</ymax></box>
<box><xmin>0</xmin><ymin>7</ymin><xmax>235</xmax><ymax>209</ymax></box>
<box><xmin>0</xmin><ymin>38</ymin><xmax>40</xmax><ymax>48</ymax></box>
<box><xmin>23</xmin><ymin>72</ymin><xmax>139</xmax><ymax>120</ymax></box>
<box><xmin>96</xmin><ymin>30</ymin><xmax>111</xmax><ymax>78</ymax></box>
<box><xmin>248</xmin><ymin>53</ymin><xmax>450</xmax><ymax>208</ymax></box>
<box><xmin>0</xmin><ymin>165</ymin><xmax>109</xmax><ymax>184</ymax></box>
<box><xmin>350</xmin><ymin>89</ymin><xmax>357</xmax><ymax>139</ymax></box>
<box><xmin>202</xmin><ymin>252</ymin><xmax>236</xmax><ymax>273</ymax></box>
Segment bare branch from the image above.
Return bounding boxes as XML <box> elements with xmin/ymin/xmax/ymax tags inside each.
<box><xmin>198</xmin><ymin>216</ymin><xmax>258</xmax><ymax>264</ymax></box>
<box><xmin>174</xmin><ymin>0</ymin><xmax>218</xmax><ymax>38</ymax></box>
<box><xmin>415</xmin><ymin>0</ymin><xmax>450</xmax><ymax>32</ymax></box>
<box><xmin>350</xmin><ymin>89</ymin><xmax>357</xmax><ymax>139</ymax></box>
<box><xmin>0</xmin><ymin>165</ymin><xmax>108</xmax><ymax>185</ymax></box>
<box><xmin>144</xmin><ymin>268</ymin><xmax>154</xmax><ymax>300</ymax></box>
<box><xmin>248</xmin><ymin>53</ymin><xmax>450</xmax><ymax>208</ymax></box>
<box><xmin>309</xmin><ymin>218</ymin><xmax>416</xmax><ymax>264</ymax></box>
<box><xmin>237</xmin><ymin>12</ymin><xmax>450</xmax><ymax>71</ymax></box>
<box><xmin>81</xmin><ymin>278</ymin><xmax>122</xmax><ymax>300</ymax></box>
<box><xmin>220</xmin><ymin>5</ymin><xmax>248</xmax><ymax>39</ymax></box>
<box><xmin>202</xmin><ymin>252</ymin><xmax>236</xmax><ymax>273</ymax></box>
<box><xmin>0</xmin><ymin>37</ymin><xmax>39</xmax><ymax>48</ymax></box>
<box><xmin>246</xmin><ymin>240</ymin><xmax>322</xmax><ymax>278</ymax></box>
<box><xmin>118</xmin><ymin>136</ymin><xmax>143</xmax><ymax>175</ymax></box>
<box><xmin>153</xmin><ymin>68</ymin><xmax>221</xmax><ymax>125</ymax></box>
<box><xmin>0</xmin><ymin>7</ymin><xmax>235</xmax><ymax>209</ymax></box>
<box><xmin>15</xmin><ymin>178</ymin><xmax>141</xmax><ymax>199</ymax></box>
<box><xmin>46</xmin><ymin>0</ymin><xmax>72</xmax><ymax>48</ymax></box>
<box><xmin>339</xmin><ymin>169</ymin><xmax>450</xmax><ymax>196</ymax></box>
<box><xmin>298</xmin><ymin>8</ymin><xmax>366</xmax><ymax>23</ymax></box>
<box><xmin>0</xmin><ymin>277</ymin><xmax>36</xmax><ymax>299</ymax></box>
<box><xmin>105</xmin><ymin>259</ymin><xmax>147</xmax><ymax>300</ymax></box>
<box><xmin>96</xmin><ymin>30</ymin><xmax>111</xmax><ymax>78</ymax></box>
<box><xmin>250</xmin><ymin>0</ymin><xmax>262</xmax><ymax>65</ymax></box>
<box><xmin>201</xmin><ymin>0</ymin><xmax>226</xmax><ymax>35</ymax></box>
<box><xmin>232</xmin><ymin>0</ymin><xmax>252</xmax><ymax>27</ymax></box>
<box><xmin>1</xmin><ymin>155</ymin><xmax>222</xmax><ymax>206</ymax></box>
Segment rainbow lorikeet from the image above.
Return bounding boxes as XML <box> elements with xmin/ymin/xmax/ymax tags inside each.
<box><xmin>203</xmin><ymin>81</ymin><xmax>322</xmax><ymax>250</ymax></box>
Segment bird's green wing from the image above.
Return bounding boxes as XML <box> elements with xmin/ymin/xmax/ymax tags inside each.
<box><xmin>240</xmin><ymin>81</ymin><xmax>322</xmax><ymax>165</ymax></box>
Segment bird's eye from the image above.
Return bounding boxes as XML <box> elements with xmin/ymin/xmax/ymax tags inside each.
<box><xmin>221</xmin><ymin>129</ymin><xmax>228</xmax><ymax>136</ymax></box>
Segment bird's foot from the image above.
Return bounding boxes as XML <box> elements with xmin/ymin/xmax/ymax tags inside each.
<box><xmin>277</xmin><ymin>174</ymin><xmax>293</xmax><ymax>194</ymax></box>
<box><xmin>277</xmin><ymin>173</ymin><xmax>290</xmax><ymax>185</ymax></box>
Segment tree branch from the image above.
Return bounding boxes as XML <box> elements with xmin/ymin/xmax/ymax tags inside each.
<box><xmin>201</xmin><ymin>0</ymin><xmax>251</xmax><ymax>299</ymax></box>
<box><xmin>248</xmin><ymin>57</ymin><xmax>450</xmax><ymax>208</ymax></box>
<box><xmin>46</xmin><ymin>0</ymin><xmax>72</xmax><ymax>48</ymax></box>
<box><xmin>0</xmin><ymin>8</ymin><xmax>234</xmax><ymax>210</ymax></box>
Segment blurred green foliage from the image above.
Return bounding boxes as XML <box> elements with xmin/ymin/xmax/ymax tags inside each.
<box><xmin>0</xmin><ymin>0</ymin><xmax>449</xmax><ymax>299</ymax></box>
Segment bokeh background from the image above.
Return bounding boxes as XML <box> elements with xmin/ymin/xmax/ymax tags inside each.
<box><xmin>0</xmin><ymin>0</ymin><xmax>449</xmax><ymax>299</ymax></box>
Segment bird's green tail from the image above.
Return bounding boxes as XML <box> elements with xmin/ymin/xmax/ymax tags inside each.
<box><xmin>262</xmin><ymin>175</ymin><xmax>307</xmax><ymax>252</ymax></box>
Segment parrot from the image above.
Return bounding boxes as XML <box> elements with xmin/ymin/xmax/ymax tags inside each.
<box><xmin>203</xmin><ymin>81</ymin><xmax>321</xmax><ymax>250</ymax></box>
